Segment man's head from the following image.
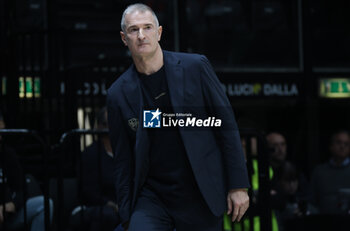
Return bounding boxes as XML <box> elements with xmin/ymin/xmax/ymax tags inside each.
<box><xmin>329</xmin><ymin>130</ymin><xmax>350</xmax><ymax>161</ymax></box>
<box><xmin>266</xmin><ymin>132</ymin><xmax>287</xmax><ymax>163</ymax></box>
<box><xmin>120</xmin><ymin>3</ymin><xmax>162</xmax><ymax>59</ymax></box>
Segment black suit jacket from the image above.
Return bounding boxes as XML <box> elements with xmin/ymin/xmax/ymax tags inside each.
<box><xmin>107</xmin><ymin>50</ymin><xmax>250</xmax><ymax>224</ymax></box>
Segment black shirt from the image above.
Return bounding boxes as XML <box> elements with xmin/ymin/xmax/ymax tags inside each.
<box><xmin>138</xmin><ymin>66</ymin><xmax>200</xmax><ymax>208</ymax></box>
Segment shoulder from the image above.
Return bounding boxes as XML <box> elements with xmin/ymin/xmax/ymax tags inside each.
<box><xmin>164</xmin><ymin>50</ymin><xmax>203</xmax><ymax>60</ymax></box>
<box><xmin>108</xmin><ymin>67</ymin><xmax>131</xmax><ymax>94</ymax></box>
<box><xmin>107</xmin><ymin>65</ymin><xmax>135</xmax><ymax>105</ymax></box>
<box><xmin>163</xmin><ymin>50</ymin><xmax>208</xmax><ymax>67</ymax></box>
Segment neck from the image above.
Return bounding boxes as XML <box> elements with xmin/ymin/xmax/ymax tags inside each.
<box><xmin>133</xmin><ymin>45</ymin><xmax>163</xmax><ymax>75</ymax></box>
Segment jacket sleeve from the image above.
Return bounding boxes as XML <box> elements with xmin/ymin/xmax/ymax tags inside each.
<box><xmin>107</xmin><ymin>92</ymin><xmax>133</xmax><ymax>224</ymax></box>
<box><xmin>199</xmin><ymin>55</ymin><xmax>250</xmax><ymax>191</ymax></box>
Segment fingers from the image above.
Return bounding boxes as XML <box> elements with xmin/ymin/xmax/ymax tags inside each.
<box><xmin>232</xmin><ymin>200</ymin><xmax>250</xmax><ymax>222</ymax></box>
<box><xmin>236</xmin><ymin>202</ymin><xmax>249</xmax><ymax>222</ymax></box>
<box><xmin>227</xmin><ymin>197</ymin><xmax>232</xmax><ymax>215</ymax></box>
<box><xmin>227</xmin><ymin>189</ymin><xmax>250</xmax><ymax>222</ymax></box>
<box><xmin>231</xmin><ymin>203</ymin><xmax>240</xmax><ymax>222</ymax></box>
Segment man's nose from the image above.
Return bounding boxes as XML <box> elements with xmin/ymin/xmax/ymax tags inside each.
<box><xmin>138</xmin><ymin>29</ymin><xmax>145</xmax><ymax>40</ymax></box>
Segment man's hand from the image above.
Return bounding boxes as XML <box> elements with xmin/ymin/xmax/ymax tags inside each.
<box><xmin>227</xmin><ymin>188</ymin><xmax>249</xmax><ymax>222</ymax></box>
<box><xmin>106</xmin><ymin>201</ymin><xmax>119</xmax><ymax>214</ymax></box>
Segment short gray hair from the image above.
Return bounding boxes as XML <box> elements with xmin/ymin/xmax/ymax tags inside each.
<box><xmin>121</xmin><ymin>3</ymin><xmax>159</xmax><ymax>32</ymax></box>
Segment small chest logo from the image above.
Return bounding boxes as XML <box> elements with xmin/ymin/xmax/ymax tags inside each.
<box><xmin>128</xmin><ymin>118</ymin><xmax>139</xmax><ymax>131</ymax></box>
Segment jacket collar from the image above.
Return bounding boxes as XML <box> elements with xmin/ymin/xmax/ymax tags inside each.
<box><xmin>122</xmin><ymin>64</ymin><xmax>141</xmax><ymax>117</ymax></box>
<box><xmin>122</xmin><ymin>50</ymin><xmax>184</xmax><ymax>117</ymax></box>
<box><xmin>163</xmin><ymin>50</ymin><xmax>184</xmax><ymax>113</ymax></box>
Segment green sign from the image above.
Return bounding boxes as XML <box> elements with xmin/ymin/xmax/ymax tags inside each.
<box><xmin>319</xmin><ymin>78</ymin><xmax>350</xmax><ymax>98</ymax></box>
<box><xmin>19</xmin><ymin>77</ymin><xmax>41</xmax><ymax>98</ymax></box>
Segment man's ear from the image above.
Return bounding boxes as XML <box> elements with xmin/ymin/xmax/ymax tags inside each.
<box><xmin>120</xmin><ymin>31</ymin><xmax>128</xmax><ymax>46</ymax></box>
<box><xmin>157</xmin><ymin>26</ymin><xmax>163</xmax><ymax>41</ymax></box>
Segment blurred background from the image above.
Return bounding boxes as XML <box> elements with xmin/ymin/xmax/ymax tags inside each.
<box><xmin>1</xmin><ymin>0</ymin><xmax>350</xmax><ymax>230</ymax></box>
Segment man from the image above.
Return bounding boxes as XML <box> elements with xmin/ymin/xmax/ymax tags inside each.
<box><xmin>265</xmin><ymin>132</ymin><xmax>313</xmax><ymax>231</ymax></box>
<box><xmin>70</xmin><ymin>107</ymin><xmax>119</xmax><ymax>231</ymax></box>
<box><xmin>107</xmin><ymin>4</ymin><xmax>249</xmax><ymax>230</ymax></box>
<box><xmin>266</xmin><ymin>132</ymin><xmax>288</xmax><ymax>172</ymax></box>
<box><xmin>311</xmin><ymin>130</ymin><xmax>350</xmax><ymax>214</ymax></box>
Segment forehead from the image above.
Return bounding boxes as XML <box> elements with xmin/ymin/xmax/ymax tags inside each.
<box><xmin>332</xmin><ymin>133</ymin><xmax>350</xmax><ymax>142</ymax></box>
<box><xmin>124</xmin><ymin>10</ymin><xmax>156</xmax><ymax>28</ymax></box>
<box><xmin>267</xmin><ymin>133</ymin><xmax>285</xmax><ymax>144</ymax></box>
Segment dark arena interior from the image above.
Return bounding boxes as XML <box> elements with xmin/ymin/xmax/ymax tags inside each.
<box><xmin>1</xmin><ymin>0</ymin><xmax>350</xmax><ymax>231</ymax></box>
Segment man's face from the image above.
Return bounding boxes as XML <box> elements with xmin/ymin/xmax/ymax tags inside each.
<box><xmin>330</xmin><ymin>132</ymin><xmax>350</xmax><ymax>160</ymax></box>
<box><xmin>281</xmin><ymin>179</ymin><xmax>298</xmax><ymax>195</ymax></box>
<box><xmin>120</xmin><ymin>10</ymin><xmax>162</xmax><ymax>59</ymax></box>
<box><xmin>266</xmin><ymin>133</ymin><xmax>287</xmax><ymax>162</ymax></box>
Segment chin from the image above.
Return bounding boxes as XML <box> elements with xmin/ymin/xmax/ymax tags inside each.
<box><xmin>138</xmin><ymin>49</ymin><xmax>150</xmax><ymax>54</ymax></box>
<box><xmin>139</xmin><ymin>49</ymin><xmax>156</xmax><ymax>56</ymax></box>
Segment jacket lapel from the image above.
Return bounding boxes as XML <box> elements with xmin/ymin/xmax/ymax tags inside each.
<box><xmin>123</xmin><ymin>52</ymin><xmax>185</xmax><ymax>115</ymax></box>
<box><xmin>163</xmin><ymin>51</ymin><xmax>185</xmax><ymax>114</ymax></box>
<box><xmin>122</xmin><ymin>65</ymin><xmax>141</xmax><ymax>117</ymax></box>
<box><xmin>122</xmin><ymin>66</ymin><xmax>151</xmax><ymax>207</ymax></box>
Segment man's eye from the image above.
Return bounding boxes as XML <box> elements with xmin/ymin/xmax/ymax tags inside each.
<box><xmin>145</xmin><ymin>26</ymin><xmax>152</xmax><ymax>30</ymax></box>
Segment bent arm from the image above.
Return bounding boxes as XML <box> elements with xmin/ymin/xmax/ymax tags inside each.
<box><xmin>199</xmin><ymin>55</ymin><xmax>250</xmax><ymax>190</ymax></box>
